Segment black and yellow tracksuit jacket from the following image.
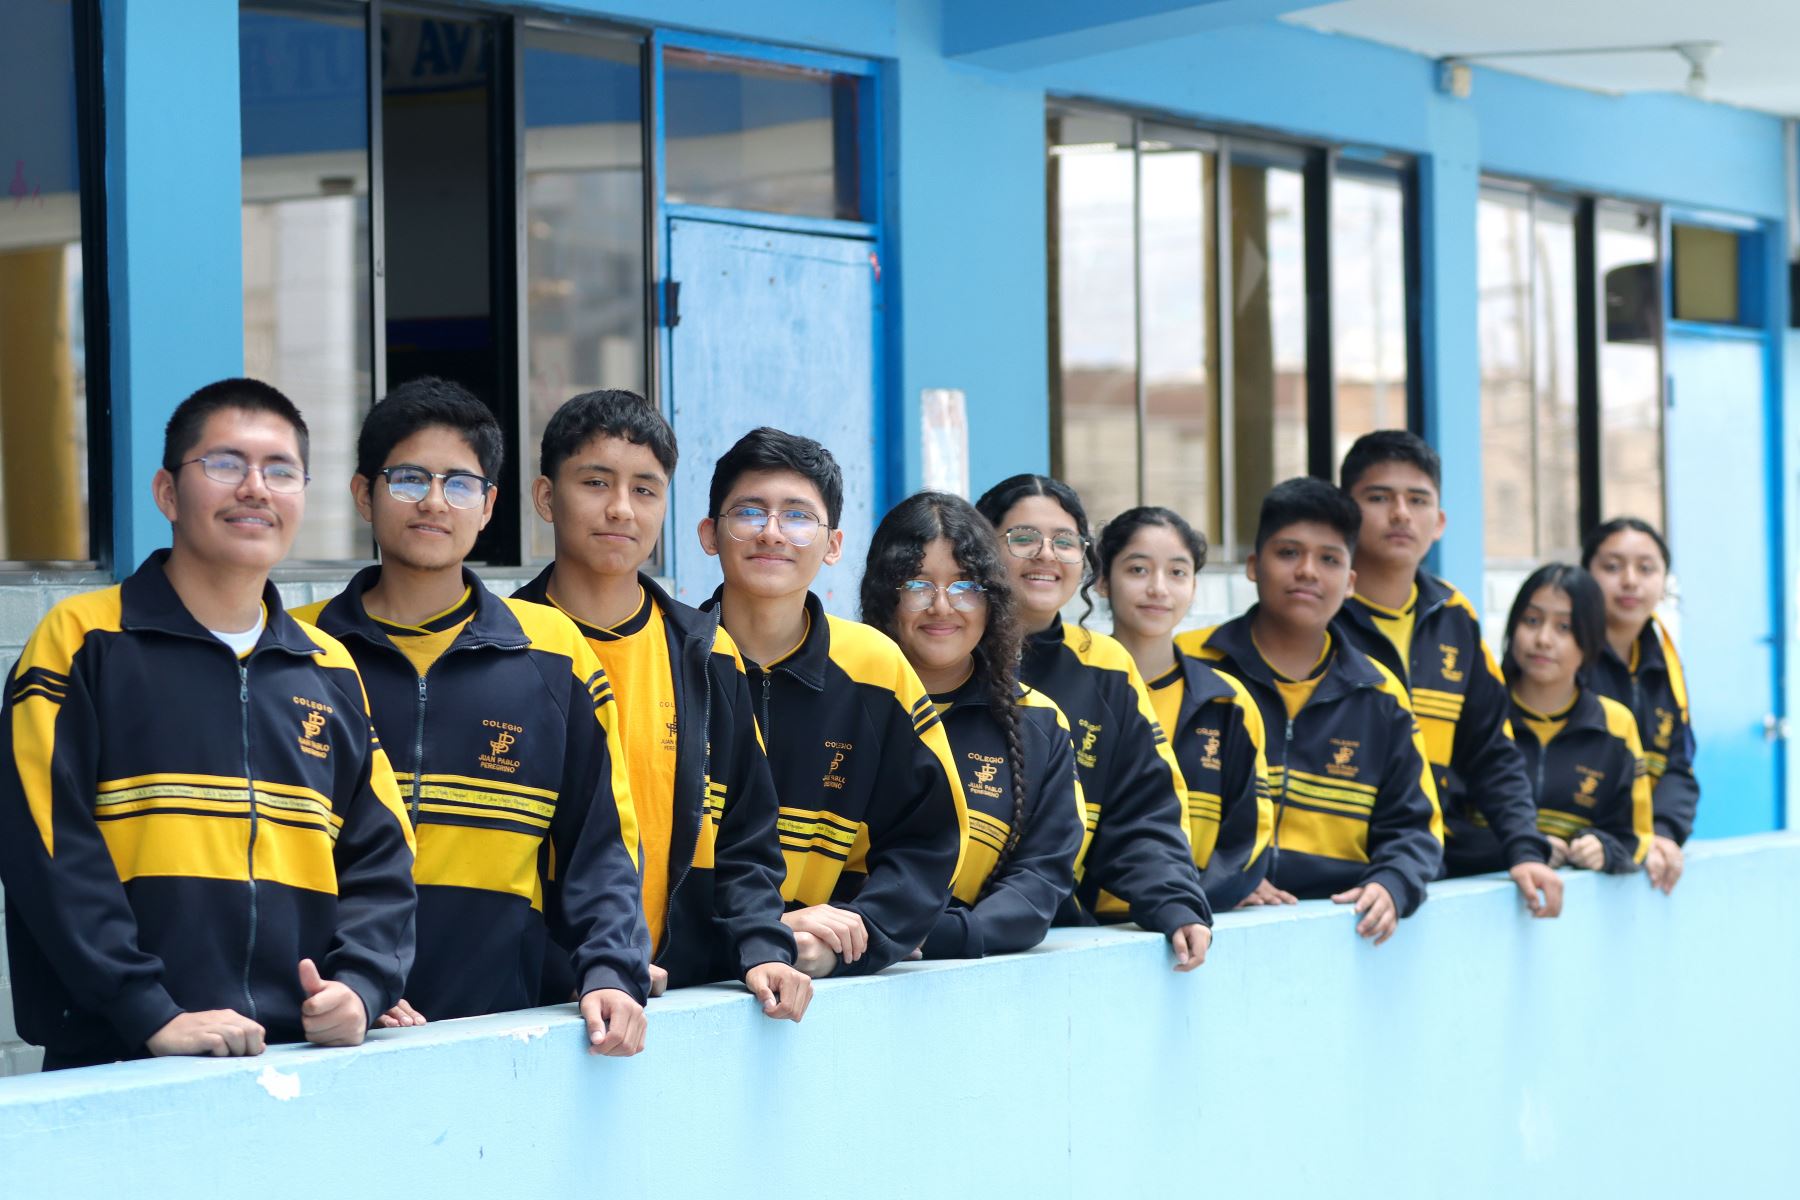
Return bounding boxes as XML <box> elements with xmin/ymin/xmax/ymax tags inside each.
<box><xmin>0</xmin><ymin>552</ymin><xmax>416</xmax><ymax>1068</ymax></box>
<box><xmin>515</xmin><ymin>567</ymin><xmax>793</xmax><ymax>988</ymax></box>
<box><xmin>702</xmin><ymin>589</ymin><xmax>968</xmax><ymax>975</ymax></box>
<box><xmin>1340</xmin><ymin>573</ymin><xmax>1550</xmax><ymax>874</ymax></box>
<box><xmin>1510</xmin><ymin>687</ymin><xmax>1653</xmax><ymax>873</ymax></box>
<box><xmin>1150</xmin><ymin>654</ymin><xmax>1275</xmax><ymax>911</ymax></box>
<box><xmin>1020</xmin><ymin>622</ymin><xmax>1212</xmax><ymax>934</ymax></box>
<box><xmin>295</xmin><ymin>567</ymin><xmax>648</xmax><ymax>1017</ymax></box>
<box><xmin>920</xmin><ymin>678</ymin><xmax>1086</xmax><ymax>959</ymax></box>
<box><xmin>1586</xmin><ymin>615</ymin><xmax>1699</xmax><ymax>845</ymax></box>
<box><xmin>1177</xmin><ymin>613</ymin><xmax>1443</xmax><ymax>916</ymax></box>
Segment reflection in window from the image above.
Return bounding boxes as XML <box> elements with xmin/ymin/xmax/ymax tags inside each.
<box><xmin>0</xmin><ymin>0</ymin><xmax>91</xmax><ymax>562</ymax></box>
<box><xmin>1331</xmin><ymin>172</ymin><xmax>1407</xmax><ymax>469</ymax></box>
<box><xmin>1532</xmin><ymin>200</ymin><xmax>1579</xmax><ymax>560</ymax></box>
<box><xmin>523</xmin><ymin>28</ymin><xmax>646</xmax><ymax>562</ymax></box>
<box><xmin>1598</xmin><ymin>202</ymin><xmax>1662</xmax><ymax>527</ymax></box>
<box><xmin>1230</xmin><ymin>161</ymin><xmax>1307</xmax><ymax>550</ymax></box>
<box><xmin>1048</xmin><ymin>111</ymin><xmax>1138</xmax><ymax>528</ymax></box>
<box><xmin>240</xmin><ymin>1</ymin><xmax>372</xmax><ymax>560</ymax></box>
<box><xmin>664</xmin><ymin>50</ymin><xmax>859</xmax><ymax>221</ymax></box>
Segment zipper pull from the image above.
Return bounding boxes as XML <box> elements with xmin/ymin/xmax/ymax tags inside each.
<box><xmin>239</xmin><ymin>662</ymin><xmax>249</xmax><ymax>703</ymax></box>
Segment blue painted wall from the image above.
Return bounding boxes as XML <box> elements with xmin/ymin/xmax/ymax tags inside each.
<box><xmin>4</xmin><ymin>834</ymin><xmax>1796</xmax><ymax>1195</ymax></box>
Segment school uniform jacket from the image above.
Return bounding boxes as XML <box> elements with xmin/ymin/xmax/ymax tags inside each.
<box><xmin>1585</xmin><ymin>615</ymin><xmax>1699</xmax><ymax>845</ymax></box>
<box><xmin>1177</xmin><ymin>613</ymin><xmax>1444</xmax><ymax>916</ymax></box>
<box><xmin>702</xmin><ymin>589</ymin><xmax>968</xmax><ymax>976</ymax></box>
<box><xmin>1511</xmin><ymin>688</ymin><xmax>1653</xmax><ymax>873</ymax></box>
<box><xmin>1339</xmin><ymin>573</ymin><xmax>1550</xmax><ymax>871</ymax></box>
<box><xmin>1020</xmin><ymin>622</ymin><xmax>1212</xmax><ymax>934</ymax></box>
<box><xmin>920</xmin><ymin>679</ymin><xmax>1086</xmax><ymax>959</ymax></box>
<box><xmin>515</xmin><ymin>567</ymin><xmax>794</xmax><ymax>987</ymax></box>
<box><xmin>295</xmin><ymin>567</ymin><xmax>649</xmax><ymax>1016</ymax></box>
<box><xmin>0</xmin><ymin>552</ymin><xmax>416</xmax><ymax>1068</ymax></box>
<box><xmin>1157</xmin><ymin>654</ymin><xmax>1276</xmax><ymax>912</ymax></box>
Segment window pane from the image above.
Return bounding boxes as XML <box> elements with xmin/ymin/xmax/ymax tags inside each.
<box><xmin>664</xmin><ymin>50</ymin><xmax>860</xmax><ymax>221</ymax></box>
<box><xmin>0</xmin><ymin>0</ymin><xmax>90</xmax><ymax>562</ymax></box>
<box><xmin>1533</xmin><ymin>199</ymin><xmax>1579</xmax><ymax>560</ymax></box>
<box><xmin>1331</xmin><ymin>172</ymin><xmax>1408</xmax><ymax>468</ymax></box>
<box><xmin>1672</xmin><ymin>223</ymin><xmax>1740</xmax><ymax>324</ymax></box>
<box><xmin>1230</xmin><ymin>160</ymin><xmax>1307</xmax><ymax>550</ymax></box>
<box><xmin>240</xmin><ymin>1</ymin><xmax>372</xmax><ymax>560</ymax></box>
<box><xmin>1479</xmin><ymin>189</ymin><xmax>1534</xmax><ymax>560</ymax></box>
<box><xmin>1597</xmin><ymin>202</ymin><xmax>1663</xmax><ymax>527</ymax></box>
<box><xmin>1048</xmin><ymin>111</ymin><xmax>1138</xmax><ymax>527</ymax></box>
<box><xmin>1138</xmin><ymin>135</ymin><xmax>1220</xmax><ymax>544</ymax></box>
<box><xmin>523</xmin><ymin>28</ymin><xmax>646</xmax><ymax>562</ymax></box>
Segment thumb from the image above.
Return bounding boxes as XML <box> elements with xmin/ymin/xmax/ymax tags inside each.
<box><xmin>298</xmin><ymin>958</ymin><xmax>327</xmax><ymax>996</ymax></box>
<box><xmin>1330</xmin><ymin>887</ymin><xmax>1361</xmax><ymax>905</ymax></box>
<box><xmin>755</xmin><ymin>981</ymin><xmax>778</xmax><ymax>1010</ymax></box>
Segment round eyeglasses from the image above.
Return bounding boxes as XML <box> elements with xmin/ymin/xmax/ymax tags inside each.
<box><xmin>1003</xmin><ymin>526</ymin><xmax>1086</xmax><ymax>564</ymax></box>
<box><xmin>378</xmin><ymin>466</ymin><xmax>493</xmax><ymax>511</ymax></box>
<box><xmin>178</xmin><ymin>454</ymin><xmax>309</xmax><ymax>495</ymax></box>
<box><xmin>896</xmin><ymin>580</ymin><xmax>989</xmax><ymax>613</ymax></box>
<box><xmin>720</xmin><ymin>505</ymin><xmax>826</xmax><ymax>548</ymax></box>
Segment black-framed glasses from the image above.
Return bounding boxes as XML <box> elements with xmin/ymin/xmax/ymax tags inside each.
<box><xmin>1003</xmin><ymin>526</ymin><xmax>1086</xmax><ymax>564</ymax></box>
<box><xmin>379</xmin><ymin>466</ymin><xmax>493</xmax><ymax>511</ymax></box>
<box><xmin>179</xmin><ymin>454</ymin><xmax>309</xmax><ymax>494</ymax></box>
<box><xmin>896</xmin><ymin>579</ymin><xmax>988</xmax><ymax>613</ymax></box>
<box><xmin>720</xmin><ymin>505</ymin><xmax>826</xmax><ymax>547</ymax></box>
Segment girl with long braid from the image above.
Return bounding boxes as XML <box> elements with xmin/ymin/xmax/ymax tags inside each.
<box><xmin>974</xmin><ymin>476</ymin><xmax>1212</xmax><ymax>970</ymax></box>
<box><xmin>860</xmin><ymin>492</ymin><xmax>1085</xmax><ymax>958</ymax></box>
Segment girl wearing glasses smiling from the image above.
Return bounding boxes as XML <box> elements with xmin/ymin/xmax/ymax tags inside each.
<box><xmin>975</xmin><ymin>476</ymin><xmax>1212</xmax><ymax>971</ymax></box>
<box><xmin>860</xmin><ymin>493</ymin><xmax>1085</xmax><ymax>958</ymax></box>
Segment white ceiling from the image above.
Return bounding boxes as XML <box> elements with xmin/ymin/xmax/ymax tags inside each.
<box><xmin>1287</xmin><ymin>0</ymin><xmax>1800</xmax><ymax>117</ymax></box>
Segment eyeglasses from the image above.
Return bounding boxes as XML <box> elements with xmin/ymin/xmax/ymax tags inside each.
<box><xmin>720</xmin><ymin>505</ymin><xmax>826</xmax><ymax>548</ymax></box>
<box><xmin>1003</xmin><ymin>526</ymin><xmax>1086</xmax><ymax>564</ymax></box>
<box><xmin>379</xmin><ymin>466</ymin><xmax>493</xmax><ymax>511</ymax></box>
<box><xmin>897</xmin><ymin>579</ymin><xmax>989</xmax><ymax>613</ymax></box>
<box><xmin>178</xmin><ymin>454</ymin><xmax>309</xmax><ymax>494</ymax></box>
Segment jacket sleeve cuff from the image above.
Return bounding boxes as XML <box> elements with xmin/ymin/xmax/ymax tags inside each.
<box><xmin>1504</xmin><ymin>834</ymin><xmax>1550</xmax><ymax>867</ymax></box>
<box><xmin>579</xmin><ymin>964</ymin><xmax>647</xmax><ymax>1005</ymax></box>
<box><xmin>332</xmin><ymin>970</ymin><xmax>387</xmax><ymax>1032</ymax></box>
<box><xmin>1653</xmin><ymin>817</ymin><xmax>1687</xmax><ymax>845</ymax></box>
<box><xmin>735</xmin><ymin>927</ymin><xmax>798</xmax><ymax>978</ymax></box>
<box><xmin>1361</xmin><ymin>868</ymin><xmax>1423</xmax><ymax>918</ymax></box>
<box><xmin>920</xmin><ymin>906</ymin><xmax>978</xmax><ymax>960</ymax></box>
<box><xmin>104</xmin><ymin>978</ymin><xmax>184</xmax><ymax>1053</ymax></box>
<box><xmin>1141</xmin><ymin>900</ymin><xmax>1211</xmax><ymax>936</ymax></box>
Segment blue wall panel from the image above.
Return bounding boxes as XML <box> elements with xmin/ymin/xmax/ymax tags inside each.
<box><xmin>4</xmin><ymin>835</ymin><xmax>1796</xmax><ymax>1195</ymax></box>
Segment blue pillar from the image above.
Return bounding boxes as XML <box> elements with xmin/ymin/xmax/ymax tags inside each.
<box><xmin>103</xmin><ymin>0</ymin><xmax>245</xmax><ymax>571</ymax></box>
<box><xmin>1417</xmin><ymin>96</ymin><xmax>1485</xmax><ymax>603</ymax></box>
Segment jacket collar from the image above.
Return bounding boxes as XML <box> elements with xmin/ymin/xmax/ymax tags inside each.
<box><xmin>120</xmin><ymin>549</ymin><xmax>318</xmax><ymax>656</ymax></box>
<box><xmin>1342</xmin><ymin>569</ymin><xmax>1453</xmax><ymax>630</ymax></box>
<box><xmin>930</xmin><ymin>672</ymin><xmax>1025</xmax><ymax>715</ymax></box>
<box><xmin>1514</xmin><ymin>685</ymin><xmax>1610</xmax><ymax>735</ymax></box>
<box><xmin>1174</xmin><ymin>652</ymin><xmax>1236</xmax><ymax>708</ymax></box>
<box><xmin>700</xmin><ymin>586</ymin><xmax>829</xmax><ymax>691</ymax></box>
<box><xmin>1199</xmin><ymin>608</ymin><xmax>1383</xmax><ymax>704</ymax></box>
<box><xmin>314</xmin><ymin>564</ymin><xmax>527</xmax><ymax>652</ymax></box>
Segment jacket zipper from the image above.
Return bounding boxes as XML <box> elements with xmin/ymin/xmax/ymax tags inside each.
<box><xmin>238</xmin><ymin>659</ymin><xmax>260</xmax><ymax>1021</ymax></box>
<box><xmin>1269</xmin><ymin>717</ymin><xmax>1294</xmax><ymax>879</ymax></box>
<box><xmin>656</xmin><ymin>635</ymin><xmax>713</xmax><ymax>967</ymax></box>
<box><xmin>409</xmin><ymin>672</ymin><xmax>429</xmax><ymax>823</ymax></box>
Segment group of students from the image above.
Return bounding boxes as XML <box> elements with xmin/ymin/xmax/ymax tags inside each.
<box><xmin>0</xmin><ymin>378</ymin><xmax>1697</xmax><ymax>1070</ymax></box>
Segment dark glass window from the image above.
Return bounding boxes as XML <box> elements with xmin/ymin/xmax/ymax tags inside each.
<box><xmin>1597</xmin><ymin>201</ymin><xmax>1663</xmax><ymax>526</ymax></box>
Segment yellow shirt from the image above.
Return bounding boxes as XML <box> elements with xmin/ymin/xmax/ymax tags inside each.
<box><xmin>370</xmin><ymin>588</ymin><xmax>475</xmax><ymax>678</ymax></box>
<box><xmin>1258</xmin><ymin>632</ymin><xmax>1333</xmax><ymax>721</ymax></box>
<box><xmin>1355</xmin><ymin>583</ymin><xmax>1419</xmax><ymax>680</ymax></box>
<box><xmin>560</xmin><ymin>587</ymin><xmax>680</xmax><ymax>953</ymax></box>
<box><xmin>1512</xmin><ymin>691</ymin><xmax>1576</xmax><ymax>747</ymax></box>
<box><xmin>1147</xmin><ymin>664</ymin><xmax>1185</xmax><ymax>738</ymax></box>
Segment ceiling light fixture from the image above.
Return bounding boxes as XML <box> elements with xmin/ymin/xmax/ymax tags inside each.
<box><xmin>1436</xmin><ymin>40</ymin><xmax>1721</xmax><ymax>101</ymax></box>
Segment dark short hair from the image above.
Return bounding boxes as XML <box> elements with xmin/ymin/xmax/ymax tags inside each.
<box><xmin>1580</xmin><ymin>516</ymin><xmax>1671</xmax><ymax>571</ymax></box>
<box><xmin>1254</xmin><ymin>476</ymin><xmax>1362</xmax><ymax>553</ymax></box>
<box><xmin>973</xmin><ymin>473</ymin><xmax>1100</xmax><ymax>629</ymax></box>
<box><xmin>708</xmin><ymin>427</ymin><xmax>843</xmax><ymax>527</ymax></box>
<box><xmin>163</xmin><ymin>378</ymin><xmax>310</xmax><ymax>472</ymax></box>
<box><xmin>355</xmin><ymin>376</ymin><xmax>503</xmax><ymax>482</ymax></box>
<box><xmin>1503</xmin><ymin>563</ymin><xmax>1608</xmax><ymax>682</ymax></box>
<box><xmin>1097</xmin><ymin>506</ymin><xmax>1207</xmax><ymax>580</ymax></box>
<box><xmin>539</xmin><ymin>389</ymin><xmax>677</xmax><ymax>480</ymax></box>
<box><xmin>1339</xmin><ymin>429</ymin><xmax>1441</xmax><ymax>494</ymax></box>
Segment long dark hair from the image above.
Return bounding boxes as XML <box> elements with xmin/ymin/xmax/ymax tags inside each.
<box><xmin>1096</xmin><ymin>505</ymin><xmax>1208</xmax><ymax>580</ymax></box>
<box><xmin>1580</xmin><ymin>516</ymin><xmax>1671</xmax><ymax>571</ymax></box>
<box><xmin>862</xmin><ymin>492</ymin><xmax>1029</xmax><ymax>888</ymax></box>
<box><xmin>974</xmin><ymin>473</ymin><xmax>1100</xmax><ymax>636</ymax></box>
<box><xmin>1502</xmin><ymin>563</ymin><xmax>1608</xmax><ymax>686</ymax></box>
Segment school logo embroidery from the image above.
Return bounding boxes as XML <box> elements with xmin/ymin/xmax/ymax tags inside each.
<box><xmin>293</xmin><ymin>696</ymin><xmax>334</xmax><ymax>761</ymax></box>
<box><xmin>1326</xmin><ymin>738</ymin><xmax>1360</xmax><ymax>779</ymax></box>
<box><xmin>1075</xmin><ymin>718</ymin><xmax>1102</xmax><ymax>771</ymax></box>
<box><xmin>1197</xmin><ymin>726</ymin><xmax>1223</xmax><ymax>772</ymax></box>
<box><xmin>479</xmin><ymin>719</ymin><xmax>524</xmax><ymax>775</ymax></box>
<box><xmin>966</xmin><ymin>752</ymin><xmax>1005</xmax><ymax>800</ymax></box>
<box><xmin>822</xmin><ymin>740</ymin><xmax>853</xmax><ymax>791</ymax></box>
<box><xmin>1439</xmin><ymin>644</ymin><xmax>1463</xmax><ymax>683</ymax></box>
<box><xmin>1574</xmin><ymin>765</ymin><xmax>1605</xmax><ymax>808</ymax></box>
<box><xmin>660</xmin><ymin>698</ymin><xmax>679</xmax><ymax>751</ymax></box>
<box><xmin>1654</xmin><ymin>708</ymin><xmax>1674</xmax><ymax>751</ymax></box>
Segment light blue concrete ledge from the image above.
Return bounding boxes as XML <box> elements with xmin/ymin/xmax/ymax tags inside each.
<box><xmin>3</xmin><ymin>834</ymin><xmax>1797</xmax><ymax>1199</ymax></box>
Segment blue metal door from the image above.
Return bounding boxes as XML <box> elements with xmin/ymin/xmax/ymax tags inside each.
<box><xmin>1664</xmin><ymin>331</ymin><xmax>1781</xmax><ymax>834</ymax></box>
<box><xmin>664</xmin><ymin>216</ymin><xmax>879</xmax><ymax>616</ymax></box>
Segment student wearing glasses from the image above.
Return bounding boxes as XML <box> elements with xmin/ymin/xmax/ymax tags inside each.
<box><xmin>293</xmin><ymin>378</ymin><xmax>651</xmax><ymax>1057</ymax></box>
<box><xmin>973</xmin><ymin>476</ymin><xmax>1212</xmax><ymax>971</ymax></box>
<box><xmin>0</xmin><ymin>379</ymin><xmax>416</xmax><ymax>1068</ymax></box>
<box><xmin>859</xmin><ymin>493</ymin><xmax>1085</xmax><ymax>958</ymax></box>
<box><xmin>699</xmin><ymin>428</ymin><xmax>968</xmax><ymax>978</ymax></box>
